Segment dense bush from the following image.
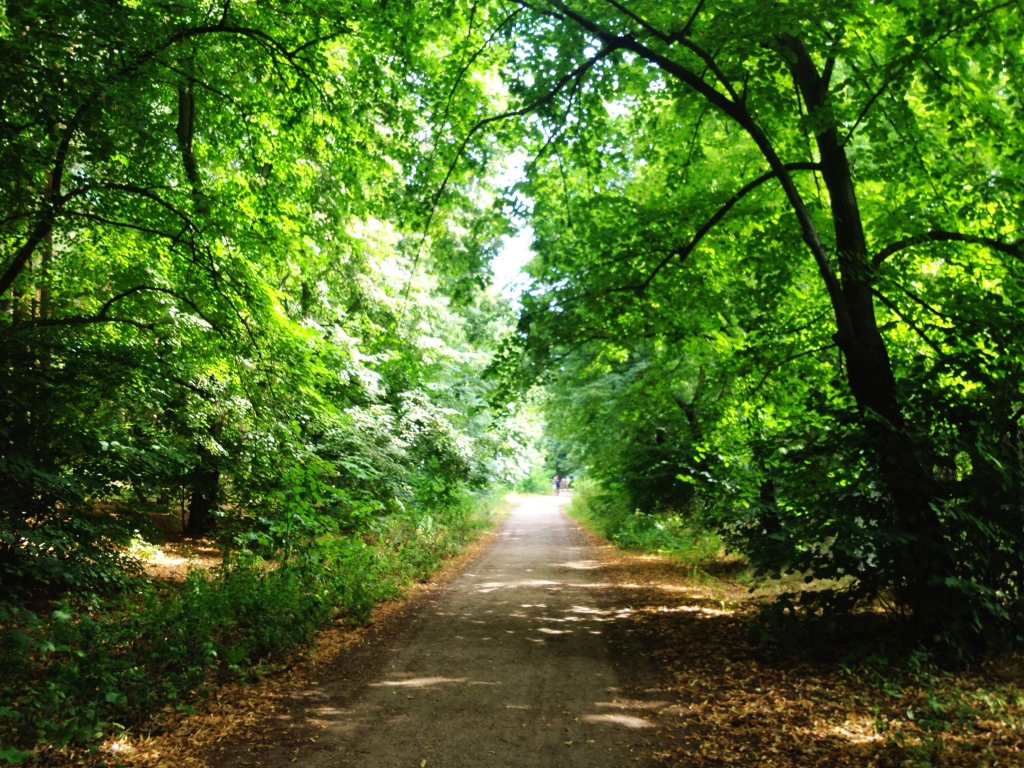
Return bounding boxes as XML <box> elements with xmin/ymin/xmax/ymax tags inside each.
<box><xmin>0</xmin><ymin>490</ymin><xmax>503</xmax><ymax>760</ymax></box>
<box><xmin>567</xmin><ymin>481</ymin><xmax>723</xmax><ymax>566</ymax></box>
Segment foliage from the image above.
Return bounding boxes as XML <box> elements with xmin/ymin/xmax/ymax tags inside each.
<box><xmin>486</xmin><ymin>0</ymin><xmax>1024</xmax><ymax>649</ymax></box>
<box><xmin>515</xmin><ymin>467</ymin><xmax>553</xmax><ymax>494</ymax></box>
<box><xmin>0</xmin><ymin>0</ymin><xmax>528</xmax><ymax>587</ymax></box>
<box><xmin>5</xmin><ymin>0</ymin><xmax>1024</xmax><ymax>759</ymax></box>
<box><xmin>0</xmin><ymin>0</ymin><xmax>536</xmax><ymax>758</ymax></box>
<box><xmin>567</xmin><ymin>480</ymin><xmax>722</xmax><ymax>566</ymax></box>
<box><xmin>0</xmin><ymin>490</ymin><xmax>502</xmax><ymax>756</ymax></box>
<box><xmin>845</xmin><ymin>651</ymin><xmax>1024</xmax><ymax>766</ymax></box>
<box><xmin>571</xmin><ymin>537</ymin><xmax>1024</xmax><ymax>767</ymax></box>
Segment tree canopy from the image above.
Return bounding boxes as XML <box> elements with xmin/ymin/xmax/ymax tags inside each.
<box><xmin>3</xmin><ymin>0</ymin><xmax>1024</xmax><ymax>711</ymax></box>
<box><xmin>486</xmin><ymin>0</ymin><xmax>1024</xmax><ymax>646</ymax></box>
<box><xmin>0</xmin><ymin>0</ymin><xmax>525</xmax><ymax>594</ymax></box>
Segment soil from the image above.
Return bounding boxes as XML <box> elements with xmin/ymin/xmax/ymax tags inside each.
<box><xmin>92</xmin><ymin>494</ymin><xmax>1024</xmax><ymax>768</ymax></box>
<box><xmin>209</xmin><ymin>494</ymin><xmax>666</xmax><ymax>768</ymax></box>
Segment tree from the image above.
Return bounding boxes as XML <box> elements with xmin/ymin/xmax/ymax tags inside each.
<box><xmin>0</xmin><ymin>0</ymin><xmax>521</xmax><ymax>593</ymax></box>
<box><xmin>491</xmin><ymin>0</ymin><xmax>1024</xmax><ymax>642</ymax></box>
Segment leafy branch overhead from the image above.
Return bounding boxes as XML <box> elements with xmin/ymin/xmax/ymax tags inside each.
<box><xmin>2</xmin><ymin>0</ymin><xmax>1024</xmax><ymax>759</ymax></box>
<box><xmin>494</xmin><ymin>0</ymin><xmax>1024</xmax><ymax>647</ymax></box>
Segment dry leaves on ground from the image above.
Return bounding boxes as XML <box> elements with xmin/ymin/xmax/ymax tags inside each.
<box><xmin>586</xmin><ymin>540</ymin><xmax>1024</xmax><ymax>768</ymax></box>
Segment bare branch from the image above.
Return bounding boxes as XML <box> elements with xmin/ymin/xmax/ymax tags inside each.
<box><xmin>0</xmin><ymin>217</ymin><xmax>55</xmax><ymax>299</ymax></box>
<box><xmin>896</xmin><ymin>284</ymin><xmax>953</xmax><ymax>322</ymax></box>
<box><xmin>679</xmin><ymin>103</ymin><xmax>711</xmax><ymax>185</ymax></box>
<box><xmin>2</xmin><ymin>284</ymin><xmax>224</xmax><ymax>337</ymax></box>
<box><xmin>666</xmin><ymin>32</ymin><xmax>743</xmax><ymax>104</ymax></box>
<box><xmin>841</xmin><ymin>62</ymin><xmax>899</xmax><ymax>147</ymax></box>
<box><xmin>5</xmin><ymin>315</ymin><xmax>156</xmax><ymax>333</ymax></box>
<box><xmin>534</xmin><ymin>1</ymin><xmax>739</xmax><ymax>118</ymax></box>
<box><xmin>63</xmin><ymin>211</ymin><xmax>184</xmax><ymax>242</ymax></box>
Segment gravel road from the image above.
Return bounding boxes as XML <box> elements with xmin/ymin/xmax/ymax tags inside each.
<box><xmin>217</xmin><ymin>494</ymin><xmax>662</xmax><ymax>768</ymax></box>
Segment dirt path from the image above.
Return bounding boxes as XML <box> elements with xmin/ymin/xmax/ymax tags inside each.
<box><xmin>214</xmin><ymin>494</ymin><xmax>664</xmax><ymax>768</ymax></box>
<box><xmin>147</xmin><ymin>494</ymin><xmax>1024</xmax><ymax>768</ymax></box>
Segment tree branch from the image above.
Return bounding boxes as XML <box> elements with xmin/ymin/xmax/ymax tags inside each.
<box><xmin>841</xmin><ymin>62</ymin><xmax>900</xmax><ymax>147</ymax></box>
<box><xmin>872</xmin><ymin>288</ymin><xmax>947</xmax><ymax>358</ymax></box>
<box><xmin>531</xmin><ymin>2</ymin><xmax>851</xmax><ymax>338</ymax></box>
<box><xmin>0</xmin><ymin>216</ymin><xmax>55</xmax><ymax>299</ymax></box>
<box><xmin>872</xmin><ymin>230</ymin><xmax>1022</xmax><ymax>268</ymax></box>
<box><xmin>401</xmin><ymin>44</ymin><xmax>614</xmax><ymax>310</ymax></box>
<box><xmin>841</xmin><ymin>1</ymin><xmax>1017</xmax><ymax>147</ymax></box>
<box><xmin>63</xmin><ymin>211</ymin><xmax>184</xmax><ymax>242</ymax></box>
<box><xmin>601</xmin><ymin>0</ymin><xmax>671</xmax><ymax>43</ymax></box>
<box><xmin>679</xmin><ymin>0</ymin><xmax>707</xmax><ymax>37</ymax></box>
<box><xmin>5</xmin><ymin>315</ymin><xmax>156</xmax><ymax>333</ymax></box>
<box><xmin>895</xmin><ymin>283</ymin><xmax>953</xmax><ymax>322</ymax></box>
<box><xmin>748</xmin><ymin>343</ymin><xmax>837</xmax><ymax>399</ymax></box>
<box><xmin>639</xmin><ymin>162</ymin><xmax>821</xmax><ymax>290</ymax></box>
<box><xmin>2</xmin><ymin>284</ymin><xmax>222</xmax><ymax>336</ymax></box>
<box><xmin>0</xmin><ymin>18</ymin><xmax>342</xmax><ymax>294</ymax></box>
<box><xmin>542</xmin><ymin>1</ymin><xmax>740</xmax><ymax>118</ymax></box>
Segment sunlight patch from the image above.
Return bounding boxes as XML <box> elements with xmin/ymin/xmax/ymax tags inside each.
<box><xmin>371</xmin><ymin>677</ymin><xmax>468</xmax><ymax>688</ymax></box>
<box><xmin>582</xmin><ymin>713</ymin><xmax>652</xmax><ymax>729</ymax></box>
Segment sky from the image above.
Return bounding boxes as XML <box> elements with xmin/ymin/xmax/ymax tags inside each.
<box><xmin>492</xmin><ymin>226</ymin><xmax>534</xmax><ymax>300</ymax></box>
<box><xmin>490</xmin><ymin>150</ymin><xmax>534</xmax><ymax>301</ymax></box>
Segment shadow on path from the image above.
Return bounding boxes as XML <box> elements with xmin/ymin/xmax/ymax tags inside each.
<box><xmin>213</xmin><ymin>495</ymin><xmax>667</xmax><ymax>768</ymax></box>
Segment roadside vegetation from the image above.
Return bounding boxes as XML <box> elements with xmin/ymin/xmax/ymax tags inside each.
<box><xmin>4</xmin><ymin>0</ymin><xmax>1024</xmax><ymax>764</ymax></box>
<box><xmin>0</xmin><ymin>489</ymin><xmax>507</xmax><ymax>766</ymax></box>
<box><xmin>566</xmin><ymin>480</ymin><xmax>724</xmax><ymax>567</ymax></box>
<box><xmin>576</xmin><ymin>489</ymin><xmax>1024</xmax><ymax>767</ymax></box>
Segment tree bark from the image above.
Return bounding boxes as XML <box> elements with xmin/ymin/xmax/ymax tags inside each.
<box><xmin>780</xmin><ymin>35</ymin><xmax>950</xmax><ymax>620</ymax></box>
<box><xmin>185</xmin><ymin>448</ymin><xmax>219</xmax><ymax>536</ymax></box>
<box><xmin>177</xmin><ymin>79</ymin><xmax>209</xmax><ymax>216</ymax></box>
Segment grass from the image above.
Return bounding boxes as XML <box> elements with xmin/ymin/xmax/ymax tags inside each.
<box><xmin>565</xmin><ymin>480</ymin><xmax>732</xmax><ymax>569</ymax></box>
<box><xmin>0</xmin><ymin>489</ymin><xmax>508</xmax><ymax>764</ymax></box>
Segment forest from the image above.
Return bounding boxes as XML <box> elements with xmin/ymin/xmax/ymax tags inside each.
<box><xmin>2</xmin><ymin>0</ymin><xmax>1023</xmax><ymax>763</ymax></box>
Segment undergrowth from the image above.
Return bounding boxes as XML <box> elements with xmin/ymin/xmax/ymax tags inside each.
<box><xmin>565</xmin><ymin>480</ymin><xmax>723</xmax><ymax>566</ymax></box>
<box><xmin>0</xmin><ymin>490</ymin><xmax>505</xmax><ymax>764</ymax></box>
<box><xmin>846</xmin><ymin>651</ymin><xmax>1024</xmax><ymax>766</ymax></box>
<box><xmin>570</xmin><ymin>480</ymin><xmax>1024</xmax><ymax>765</ymax></box>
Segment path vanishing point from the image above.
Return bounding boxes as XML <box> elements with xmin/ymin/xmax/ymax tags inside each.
<box><xmin>216</xmin><ymin>494</ymin><xmax>662</xmax><ymax>768</ymax></box>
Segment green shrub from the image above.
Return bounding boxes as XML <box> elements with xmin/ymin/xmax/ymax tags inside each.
<box><xmin>0</xmin><ymin>490</ymin><xmax>504</xmax><ymax>759</ymax></box>
<box><xmin>515</xmin><ymin>468</ymin><xmax>552</xmax><ymax>494</ymax></box>
<box><xmin>567</xmin><ymin>480</ymin><xmax>722</xmax><ymax>565</ymax></box>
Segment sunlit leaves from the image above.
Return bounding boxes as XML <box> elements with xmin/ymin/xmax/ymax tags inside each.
<box><xmin>498</xmin><ymin>0</ymin><xmax>1024</xmax><ymax>642</ymax></box>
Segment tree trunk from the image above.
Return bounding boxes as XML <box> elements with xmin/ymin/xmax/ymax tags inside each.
<box><xmin>176</xmin><ymin>78</ymin><xmax>220</xmax><ymax>537</ymax></box>
<box><xmin>185</xmin><ymin>445</ymin><xmax>219</xmax><ymax>536</ymax></box>
<box><xmin>782</xmin><ymin>36</ymin><xmax>951</xmax><ymax>623</ymax></box>
<box><xmin>177</xmin><ymin>78</ymin><xmax>209</xmax><ymax>216</ymax></box>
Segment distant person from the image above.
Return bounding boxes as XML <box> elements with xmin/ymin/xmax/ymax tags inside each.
<box><xmin>560</xmin><ymin>476</ymin><xmax>570</xmax><ymax>492</ymax></box>
<box><xmin>552</xmin><ymin>475</ymin><xmax>560</xmax><ymax>495</ymax></box>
